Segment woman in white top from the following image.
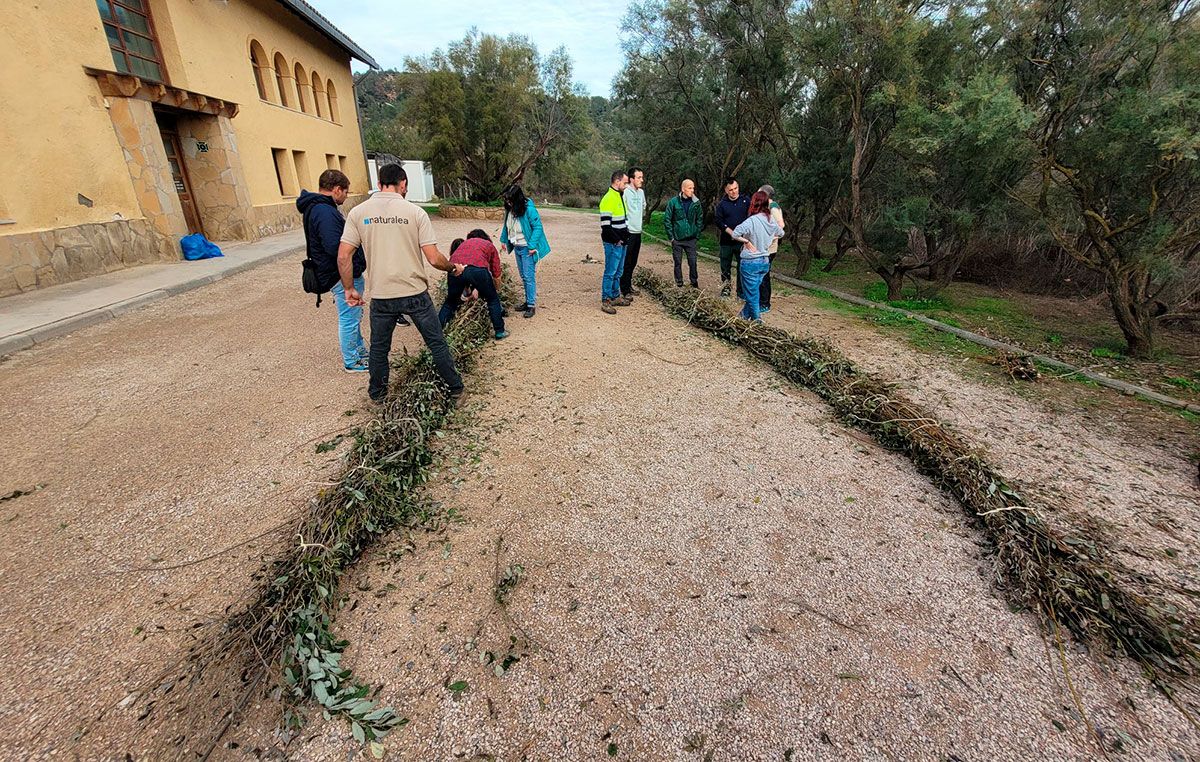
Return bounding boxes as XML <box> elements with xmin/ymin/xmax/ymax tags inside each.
<box><xmin>499</xmin><ymin>184</ymin><xmax>552</xmax><ymax>319</ymax></box>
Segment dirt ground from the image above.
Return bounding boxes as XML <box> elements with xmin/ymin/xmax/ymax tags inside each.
<box><xmin>0</xmin><ymin>209</ymin><xmax>1196</xmax><ymax>760</ymax></box>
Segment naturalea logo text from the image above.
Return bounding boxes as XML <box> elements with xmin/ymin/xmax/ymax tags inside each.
<box><xmin>363</xmin><ymin>215</ymin><xmax>411</xmax><ymax>225</ymax></box>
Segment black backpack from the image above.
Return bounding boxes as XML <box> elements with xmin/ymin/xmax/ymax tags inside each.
<box><xmin>300</xmin><ymin>206</ymin><xmax>334</xmax><ymax>307</ymax></box>
<box><xmin>301</xmin><ymin>256</ymin><xmax>324</xmax><ymax>307</ymax></box>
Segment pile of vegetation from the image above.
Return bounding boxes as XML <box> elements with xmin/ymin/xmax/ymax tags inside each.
<box><xmin>124</xmin><ymin>297</ymin><xmax>500</xmax><ymax>758</ymax></box>
<box><xmin>637</xmin><ymin>269</ymin><xmax>1199</xmax><ymax>694</ymax></box>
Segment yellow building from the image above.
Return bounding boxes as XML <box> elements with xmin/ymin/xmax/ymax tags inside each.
<box><xmin>0</xmin><ymin>0</ymin><xmax>379</xmax><ymax>297</ymax></box>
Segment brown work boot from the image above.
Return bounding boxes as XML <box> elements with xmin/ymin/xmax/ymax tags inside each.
<box><xmin>601</xmin><ymin>300</ymin><xmax>617</xmax><ymax>315</ymax></box>
<box><xmin>613</xmin><ymin>296</ymin><xmax>632</xmax><ymax>307</ymax></box>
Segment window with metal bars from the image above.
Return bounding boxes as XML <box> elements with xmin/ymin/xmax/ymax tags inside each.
<box><xmin>96</xmin><ymin>0</ymin><xmax>166</xmax><ymax>83</ymax></box>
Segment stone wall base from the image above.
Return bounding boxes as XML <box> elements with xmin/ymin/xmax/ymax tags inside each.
<box><xmin>252</xmin><ymin>193</ymin><xmax>370</xmax><ymax>239</ymax></box>
<box><xmin>439</xmin><ymin>204</ymin><xmax>505</xmax><ymax>220</ymax></box>
<box><xmin>0</xmin><ymin>218</ymin><xmax>175</xmax><ymax>297</ymax></box>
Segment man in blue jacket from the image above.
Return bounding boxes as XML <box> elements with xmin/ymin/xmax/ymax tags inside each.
<box><xmin>298</xmin><ymin>169</ymin><xmax>385</xmax><ymax>373</ymax></box>
<box><xmin>713</xmin><ymin>177</ymin><xmax>751</xmax><ymax>298</ymax></box>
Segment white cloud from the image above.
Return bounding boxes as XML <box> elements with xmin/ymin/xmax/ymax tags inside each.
<box><xmin>304</xmin><ymin>0</ymin><xmax>635</xmax><ymax>95</ymax></box>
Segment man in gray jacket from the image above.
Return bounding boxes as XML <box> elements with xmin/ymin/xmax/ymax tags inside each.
<box><xmin>620</xmin><ymin>167</ymin><xmax>646</xmax><ymax>297</ymax></box>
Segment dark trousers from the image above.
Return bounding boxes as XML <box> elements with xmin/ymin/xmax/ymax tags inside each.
<box><xmin>672</xmin><ymin>238</ymin><xmax>698</xmax><ymax>286</ymax></box>
<box><xmin>761</xmin><ymin>252</ymin><xmax>777</xmax><ymax>307</ymax></box>
<box><xmin>619</xmin><ymin>233</ymin><xmax>642</xmax><ymax>295</ymax></box>
<box><xmin>368</xmin><ymin>291</ymin><xmax>463</xmax><ymax>401</ymax></box>
<box><xmin>719</xmin><ymin>243</ymin><xmax>743</xmax><ymax>296</ymax></box>
<box><xmin>439</xmin><ymin>265</ymin><xmax>504</xmax><ymax>334</ymax></box>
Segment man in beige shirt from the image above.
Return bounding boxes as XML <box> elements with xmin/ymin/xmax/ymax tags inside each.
<box><xmin>338</xmin><ymin>164</ymin><xmax>465</xmax><ymax>403</ymax></box>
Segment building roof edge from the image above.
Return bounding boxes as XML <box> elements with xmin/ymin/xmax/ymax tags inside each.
<box><xmin>273</xmin><ymin>0</ymin><xmax>380</xmax><ymax>70</ymax></box>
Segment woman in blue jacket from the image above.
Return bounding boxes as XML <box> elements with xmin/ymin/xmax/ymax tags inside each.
<box><xmin>500</xmin><ymin>184</ymin><xmax>552</xmax><ymax>318</ymax></box>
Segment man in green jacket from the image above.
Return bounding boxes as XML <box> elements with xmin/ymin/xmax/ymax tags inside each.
<box><xmin>663</xmin><ymin>178</ymin><xmax>703</xmax><ymax>287</ymax></box>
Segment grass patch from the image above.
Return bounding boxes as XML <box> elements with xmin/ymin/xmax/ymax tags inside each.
<box><xmin>1091</xmin><ymin>346</ymin><xmax>1124</xmax><ymax>359</ymax></box>
<box><xmin>863</xmin><ymin>281</ymin><xmax>951</xmax><ymax>312</ymax></box>
<box><xmin>1165</xmin><ymin>376</ymin><xmax>1200</xmax><ymax>393</ymax></box>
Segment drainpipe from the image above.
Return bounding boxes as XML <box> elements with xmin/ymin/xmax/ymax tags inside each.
<box><xmin>352</xmin><ymin>67</ymin><xmax>376</xmax><ymax>194</ymax></box>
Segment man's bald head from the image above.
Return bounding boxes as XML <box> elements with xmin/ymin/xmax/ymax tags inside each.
<box><xmin>681</xmin><ymin>179</ymin><xmax>695</xmax><ymax>198</ymax></box>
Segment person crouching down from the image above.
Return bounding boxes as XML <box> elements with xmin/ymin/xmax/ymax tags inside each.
<box><xmin>440</xmin><ymin>229</ymin><xmax>507</xmax><ymax>339</ymax></box>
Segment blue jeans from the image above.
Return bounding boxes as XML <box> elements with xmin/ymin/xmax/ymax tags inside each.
<box><xmin>439</xmin><ymin>265</ymin><xmax>504</xmax><ymax>334</ymax></box>
<box><xmin>602</xmin><ymin>242</ymin><xmax>626</xmax><ymax>301</ymax></box>
<box><xmin>330</xmin><ymin>276</ymin><xmax>366</xmax><ymax>367</ymax></box>
<box><xmin>739</xmin><ymin>258</ymin><xmax>770</xmax><ymax>320</ymax></box>
<box><xmin>513</xmin><ymin>245</ymin><xmax>537</xmax><ymax>306</ymax></box>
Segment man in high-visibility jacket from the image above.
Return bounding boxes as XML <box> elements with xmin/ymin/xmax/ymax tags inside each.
<box><xmin>599</xmin><ymin>170</ymin><xmax>631</xmax><ymax>314</ymax></box>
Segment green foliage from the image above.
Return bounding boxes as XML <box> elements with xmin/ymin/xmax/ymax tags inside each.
<box><xmin>139</xmin><ymin>288</ymin><xmax>508</xmax><ymax>754</ymax></box>
<box><xmin>1091</xmin><ymin>346</ymin><xmax>1124</xmax><ymax>359</ymax></box>
<box><xmin>405</xmin><ymin>32</ymin><xmax>589</xmax><ymax>199</ymax></box>
<box><xmin>1007</xmin><ymin>0</ymin><xmax>1200</xmax><ymax>356</ymax></box>
<box><xmin>282</xmin><ymin>605</ymin><xmax>405</xmax><ymax>743</ymax></box>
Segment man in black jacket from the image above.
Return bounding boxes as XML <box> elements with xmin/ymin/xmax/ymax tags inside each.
<box><xmin>297</xmin><ymin>169</ymin><xmax>378</xmax><ymax>373</ymax></box>
<box><xmin>713</xmin><ymin>177</ymin><xmax>750</xmax><ymax>298</ymax></box>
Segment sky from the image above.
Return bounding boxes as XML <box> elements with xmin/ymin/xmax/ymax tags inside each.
<box><xmin>304</xmin><ymin>0</ymin><xmax>634</xmax><ymax>97</ymax></box>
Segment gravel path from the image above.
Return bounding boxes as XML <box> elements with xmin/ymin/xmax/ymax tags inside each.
<box><xmin>0</xmin><ymin>209</ymin><xmax>1193</xmax><ymax>759</ymax></box>
<box><xmin>0</xmin><ymin>247</ymin><xmax>433</xmax><ymax>757</ymax></box>
<box><xmin>282</xmin><ymin>211</ymin><xmax>1197</xmax><ymax>761</ymax></box>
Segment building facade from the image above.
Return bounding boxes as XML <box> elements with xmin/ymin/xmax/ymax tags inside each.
<box><xmin>0</xmin><ymin>0</ymin><xmax>379</xmax><ymax>297</ymax></box>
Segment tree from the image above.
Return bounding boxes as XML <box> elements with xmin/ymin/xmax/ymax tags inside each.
<box><xmin>615</xmin><ymin>0</ymin><xmax>773</xmax><ymax>213</ymax></box>
<box><xmin>405</xmin><ymin>31</ymin><xmax>588</xmax><ymax>200</ymax></box>
<box><xmin>879</xmin><ymin>10</ymin><xmax>1034</xmax><ymax>294</ymax></box>
<box><xmin>1007</xmin><ymin>0</ymin><xmax>1200</xmax><ymax>356</ymax></box>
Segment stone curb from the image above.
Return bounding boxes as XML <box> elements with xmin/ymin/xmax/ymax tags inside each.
<box><xmin>643</xmin><ymin>233</ymin><xmax>1200</xmax><ymax>415</ymax></box>
<box><xmin>0</xmin><ymin>243</ymin><xmax>303</xmax><ymax>358</ymax></box>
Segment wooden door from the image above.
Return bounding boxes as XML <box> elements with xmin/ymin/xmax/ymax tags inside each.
<box><xmin>160</xmin><ymin>129</ymin><xmax>204</xmax><ymax>235</ymax></box>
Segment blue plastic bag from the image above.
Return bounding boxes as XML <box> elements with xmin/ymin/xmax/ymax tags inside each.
<box><xmin>180</xmin><ymin>233</ymin><xmax>224</xmax><ymax>261</ymax></box>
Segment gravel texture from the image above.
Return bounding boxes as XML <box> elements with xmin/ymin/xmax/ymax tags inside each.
<box><xmin>0</xmin><ymin>246</ymin><xmax>431</xmax><ymax>757</ymax></box>
<box><xmin>281</xmin><ymin>211</ymin><xmax>1197</xmax><ymax>761</ymax></box>
<box><xmin>0</xmin><ymin>210</ymin><xmax>1193</xmax><ymax>759</ymax></box>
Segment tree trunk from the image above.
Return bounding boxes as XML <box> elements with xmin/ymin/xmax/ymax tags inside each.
<box><xmin>794</xmin><ymin>212</ymin><xmax>826</xmax><ymax>277</ymax></box>
<box><xmin>879</xmin><ymin>269</ymin><xmax>905</xmax><ymax>301</ymax></box>
<box><xmin>823</xmin><ymin>227</ymin><xmax>853</xmax><ymax>272</ymax></box>
<box><xmin>1104</xmin><ymin>269</ymin><xmax>1156</xmax><ymax>358</ymax></box>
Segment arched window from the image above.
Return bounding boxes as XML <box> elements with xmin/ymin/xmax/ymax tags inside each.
<box><xmin>311</xmin><ymin>71</ymin><xmax>325</xmax><ymax>119</ymax></box>
<box><xmin>249</xmin><ymin>40</ymin><xmax>273</xmax><ymax>102</ymax></box>
<box><xmin>273</xmin><ymin>52</ymin><xmax>291</xmax><ymax>107</ymax></box>
<box><xmin>326</xmin><ymin>78</ymin><xmax>340</xmax><ymax>123</ymax></box>
<box><xmin>293</xmin><ymin>62</ymin><xmax>310</xmax><ymax>114</ymax></box>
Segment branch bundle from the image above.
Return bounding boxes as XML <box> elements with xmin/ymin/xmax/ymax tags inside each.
<box><xmin>123</xmin><ymin>295</ymin><xmax>498</xmax><ymax>758</ymax></box>
<box><xmin>637</xmin><ymin>269</ymin><xmax>1198</xmax><ymax>685</ymax></box>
